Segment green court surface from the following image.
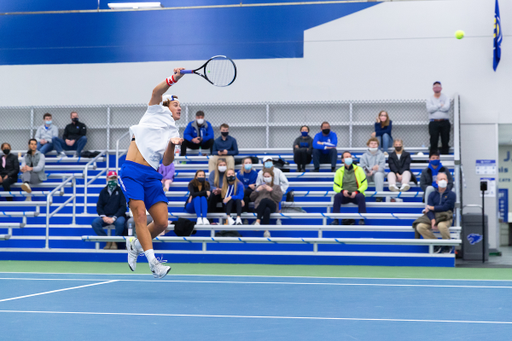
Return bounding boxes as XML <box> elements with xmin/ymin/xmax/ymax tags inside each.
<box><xmin>1</xmin><ymin>261</ymin><xmax>511</xmax><ymax>280</ymax></box>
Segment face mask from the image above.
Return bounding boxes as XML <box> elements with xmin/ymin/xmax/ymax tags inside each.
<box><xmin>369</xmin><ymin>147</ymin><xmax>378</xmax><ymax>153</ymax></box>
<box><xmin>107</xmin><ymin>180</ymin><xmax>117</xmax><ymax>190</ymax></box>
<box><xmin>227</xmin><ymin>175</ymin><xmax>236</xmax><ymax>182</ymax></box>
<box><xmin>2</xmin><ymin>149</ymin><xmax>10</xmax><ymax>155</ymax></box>
<box><xmin>72</xmin><ymin>117</ymin><xmax>79</xmax><ymax>123</ymax></box>
<box><xmin>263</xmin><ymin>177</ymin><xmax>272</xmax><ymax>183</ymax></box>
<box><xmin>221</xmin><ymin>132</ymin><xmax>229</xmax><ymax>137</ymax></box>
<box><xmin>244</xmin><ymin>164</ymin><xmax>252</xmax><ymax>171</ymax></box>
<box><xmin>301</xmin><ymin>131</ymin><xmax>308</xmax><ymax>137</ymax></box>
<box><xmin>322</xmin><ymin>129</ymin><xmax>330</xmax><ymax>135</ymax></box>
<box><xmin>429</xmin><ymin>159</ymin><xmax>441</xmax><ymax>167</ymax></box>
<box><xmin>264</xmin><ymin>161</ymin><xmax>273</xmax><ymax>168</ymax></box>
<box><xmin>438</xmin><ymin>180</ymin><xmax>448</xmax><ymax>188</ymax></box>
<box><xmin>45</xmin><ymin>120</ymin><xmax>52</xmax><ymax>125</ymax></box>
<box><xmin>344</xmin><ymin>158</ymin><xmax>353</xmax><ymax>166</ymax></box>
<box><xmin>218</xmin><ymin>166</ymin><xmax>227</xmax><ymax>173</ymax></box>
<box><xmin>433</xmin><ymin>86</ymin><xmax>442</xmax><ymax>93</ymax></box>
<box><xmin>196</xmin><ymin>119</ymin><xmax>204</xmax><ymax>125</ymax></box>
<box><xmin>197</xmin><ymin>177</ymin><xmax>205</xmax><ymax>182</ymax></box>
<box><xmin>395</xmin><ymin>146</ymin><xmax>402</xmax><ymax>152</ymax></box>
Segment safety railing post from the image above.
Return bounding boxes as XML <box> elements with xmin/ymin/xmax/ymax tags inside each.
<box><xmin>72</xmin><ymin>177</ymin><xmax>76</xmax><ymax>225</ymax></box>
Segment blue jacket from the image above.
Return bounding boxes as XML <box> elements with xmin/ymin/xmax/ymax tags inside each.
<box><xmin>237</xmin><ymin>170</ymin><xmax>258</xmax><ymax>188</ymax></box>
<box><xmin>427</xmin><ymin>189</ymin><xmax>456</xmax><ymax>221</ymax></box>
<box><xmin>374</xmin><ymin>121</ymin><xmax>392</xmax><ymax>138</ymax></box>
<box><xmin>225</xmin><ymin>181</ymin><xmax>245</xmax><ymax>200</ymax></box>
<box><xmin>313</xmin><ymin>131</ymin><xmax>338</xmax><ymax>154</ymax></box>
<box><xmin>183</xmin><ymin>120</ymin><xmax>214</xmax><ymax>142</ymax></box>
<box><xmin>212</xmin><ymin>136</ymin><xmax>239</xmax><ymax>155</ymax></box>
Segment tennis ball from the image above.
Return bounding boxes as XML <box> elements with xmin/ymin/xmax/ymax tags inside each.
<box><xmin>455</xmin><ymin>30</ymin><xmax>465</xmax><ymax>39</ymax></box>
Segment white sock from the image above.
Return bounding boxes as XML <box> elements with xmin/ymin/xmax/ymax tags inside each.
<box><xmin>144</xmin><ymin>249</ymin><xmax>156</xmax><ymax>263</ymax></box>
<box><xmin>134</xmin><ymin>239</ymin><xmax>142</xmax><ymax>251</ymax></box>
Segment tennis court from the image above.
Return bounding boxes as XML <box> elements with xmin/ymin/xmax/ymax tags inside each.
<box><xmin>1</xmin><ymin>270</ymin><xmax>511</xmax><ymax>340</ymax></box>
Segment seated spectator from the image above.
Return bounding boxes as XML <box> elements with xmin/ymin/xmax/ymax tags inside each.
<box><xmin>158</xmin><ymin>161</ymin><xmax>175</xmax><ymax>192</ymax></box>
<box><xmin>222</xmin><ymin>169</ymin><xmax>244</xmax><ymax>225</ymax></box>
<box><xmin>359</xmin><ymin>138</ymin><xmax>385</xmax><ymax>202</ymax></box>
<box><xmin>293</xmin><ymin>125</ymin><xmax>313</xmax><ymax>172</ymax></box>
<box><xmin>126</xmin><ymin>209</ymin><xmax>152</xmax><ymax>237</ymax></box>
<box><xmin>312</xmin><ymin>122</ymin><xmax>337</xmax><ymax>172</ymax></box>
<box><xmin>237</xmin><ymin>157</ymin><xmax>258</xmax><ymax>212</ymax></box>
<box><xmin>256</xmin><ymin>156</ymin><xmax>289</xmax><ymax>193</ymax></box>
<box><xmin>426</xmin><ymin>81</ymin><xmax>451</xmax><ymax>155</ymax></box>
<box><xmin>185</xmin><ymin>170</ymin><xmax>210</xmax><ymax>225</ymax></box>
<box><xmin>54</xmin><ymin>111</ymin><xmax>87</xmax><ymax>158</ymax></box>
<box><xmin>91</xmin><ymin>171</ymin><xmax>126</xmax><ymax>250</ymax></box>
<box><xmin>0</xmin><ymin>143</ymin><xmax>19</xmax><ymax>201</ymax></box>
<box><xmin>331</xmin><ymin>151</ymin><xmax>368</xmax><ymax>225</ymax></box>
<box><xmin>250</xmin><ymin>169</ymin><xmax>283</xmax><ymax>236</ymax></box>
<box><xmin>420</xmin><ymin>151</ymin><xmax>453</xmax><ymax>202</ymax></box>
<box><xmin>181</xmin><ymin>111</ymin><xmax>214</xmax><ymax>156</ymax></box>
<box><xmin>388</xmin><ymin>139</ymin><xmax>415</xmax><ymax>192</ymax></box>
<box><xmin>20</xmin><ymin>139</ymin><xmax>47</xmax><ymax>201</ymax></box>
<box><xmin>414</xmin><ymin>172</ymin><xmax>455</xmax><ymax>253</ymax></box>
<box><xmin>208</xmin><ymin>123</ymin><xmax>238</xmax><ymax>172</ymax></box>
<box><xmin>35</xmin><ymin>113</ymin><xmax>58</xmax><ymax>155</ymax></box>
<box><xmin>371</xmin><ymin>111</ymin><xmax>392</xmax><ymax>155</ymax></box>
<box><xmin>208</xmin><ymin>158</ymin><xmax>227</xmax><ymax>213</ymax></box>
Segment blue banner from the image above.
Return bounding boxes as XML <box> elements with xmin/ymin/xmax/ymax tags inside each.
<box><xmin>499</xmin><ymin>188</ymin><xmax>508</xmax><ymax>222</ymax></box>
<box><xmin>493</xmin><ymin>0</ymin><xmax>502</xmax><ymax>71</ymax></box>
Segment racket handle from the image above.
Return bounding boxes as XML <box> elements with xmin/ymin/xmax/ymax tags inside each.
<box><xmin>179</xmin><ymin>70</ymin><xmax>194</xmax><ymax>74</ymax></box>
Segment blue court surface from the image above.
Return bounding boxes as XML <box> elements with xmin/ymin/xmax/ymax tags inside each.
<box><xmin>1</xmin><ymin>272</ymin><xmax>511</xmax><ymax>340</ymax></box>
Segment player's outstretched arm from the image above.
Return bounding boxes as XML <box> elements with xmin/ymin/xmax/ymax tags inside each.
<box><xmin>148</xmin><ymin>68</ymin><xmax>185</xmax><ymax>106</ymax></box>
<box><xmin>162</xmin><ymin>137</ymin><xmax>183</xmax><ymax>166</ymax></box>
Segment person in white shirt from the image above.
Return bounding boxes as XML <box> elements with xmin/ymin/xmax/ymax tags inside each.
<box><xmin>426</xmin><ymin>81</ymin><xmax>451</xmax><ymax>155</ymax></box>
<box><xmin>35</xmin><ymin>113</ymin><xmax>59</xmax><ymax>155</ymax></box>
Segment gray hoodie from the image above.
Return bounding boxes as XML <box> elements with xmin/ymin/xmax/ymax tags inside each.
<box><xmin>35</xmin><ymin>124</ymin><xmax>59</xmax><ymax>143</ymax></box>
<box><xmin>359</xmin><ymin>150</ymin><xmax>386</xmax><ymax>174</ymax></box>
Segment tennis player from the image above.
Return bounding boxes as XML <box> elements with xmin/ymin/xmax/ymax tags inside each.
<box><xmin>119</xmin><ymin>68</ymin><xmax>185</xmax><ymax>278</ymax></box>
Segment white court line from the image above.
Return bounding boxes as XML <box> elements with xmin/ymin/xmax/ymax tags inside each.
<box><xmin>0</xmin><ymin>310</ymin><xmax>511</xmax><ymax>325</ymax></box>
<box><xmin>0</xmin><ymin>280</ymin><xmax>118</xmax><ymax>303</ymax></box>
<box><xmin>0</xmin><ymin>277</ymin><xmax>511</xmax><ymax>289</ymax></box>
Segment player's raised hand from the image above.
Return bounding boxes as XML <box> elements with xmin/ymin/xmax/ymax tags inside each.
<box><xmin>170</xmin><ymin>137</ymin><xmax>184</xmax><ymax>145</ymax></box>
<box><xmin>173</xmin><ymin>68</ymin><xmax>186</xmax><ymax>82</ymax></box>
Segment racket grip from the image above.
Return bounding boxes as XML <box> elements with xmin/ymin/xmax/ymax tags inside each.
<box><xmin>179</xmin><ymin>70</ymin><xmax>193</xmax><ymax>74</ymax></box>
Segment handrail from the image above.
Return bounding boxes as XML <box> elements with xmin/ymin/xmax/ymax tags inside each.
<box><xmin>453</xmin><ymin>94</ymin><xmax>462</xmax><ymax>227</ymax></box>
<box><xmin>82</xmin><ymin>149</ymin><xmax>108</xmax><ymax>214</ymax></box>
<box><xmin>45</xmin><ymin>175</ymin><xmax>77</xmax><ymax>248</ymax></box>
<box><xmin>116</xmin><ymin>130</ymin><xmax>130</xmax><ymax>173</ymax></box>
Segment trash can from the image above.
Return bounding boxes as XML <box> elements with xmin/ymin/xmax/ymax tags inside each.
<box><xmin>462</xmin><ymin>213</ymin><xmax>488</xmax><ymax>261</ymax></box>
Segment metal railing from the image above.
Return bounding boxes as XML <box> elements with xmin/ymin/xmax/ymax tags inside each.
<box><xmin>82</xmin><ymin>150</ymin><xmax>108</xmax><ymax>214</ymax></box>
<box><xmin>45</xmin><ymin>175</ymin><xmax>77</xmax><ymax>248</ymax></box>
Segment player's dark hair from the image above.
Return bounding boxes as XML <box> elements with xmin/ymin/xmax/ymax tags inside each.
<box><xmin>43</xmin><ymin>113</ymin><xmax>52</xmax><ymax>119</ymax></box>
<box><xmin>196</xmin><ymin>111</ymin><xmax>205</xmax><ymax>117</ymax></box>
<box><xmin>162</xmin><ymin>95</ymin><xmax>178</xmax><ymax>107</ymax></box>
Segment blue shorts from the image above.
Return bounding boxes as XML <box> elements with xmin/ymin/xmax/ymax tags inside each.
<box><xmin>119</xmin><ymin>161</ymin><xmax>168</xmax><ymax>210</ymax></box>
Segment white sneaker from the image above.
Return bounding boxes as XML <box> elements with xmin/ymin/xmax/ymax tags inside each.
<box><xmin>401</xmin><ymin>184</ymin><xmax>410</xmax><ymax>192</ymax></box>
<box><xmin>202</xmin><ymin>217</ymin><xmax>210</xmax><ymax>225</ymax></box>
<box><xmin>149</xmin><ymin>258</ymin><xmax>171</xmax><ymax>279</ymax></box>
<box><xmin>196</xmin><ymin>217</ymin><xmax>203</xmax><ymax>225</ymax></box>
<box><xmin>264</xmin><ymin>230</ymin><xmax>271</xmax><ymax>238</ymax></box>
<box><xmin>254</xmin><ymin>221</ymin><xmax>260</xmax><ymax>226</ymax></box>
<box><xmin>236</xmin><ymin>217</ymin><xmax>243</xmax><ymax>225</ymax></box>
<box><xmin>389</xmin><ymin>185</ymin><xmax>399</xmax><ymax>192</ymax></box>
<box><xmin>21</xmin><ymin>183</ymin><xmax>32</xmax><ymax>194</ymax></box>
<box><xmin>126</xmin><ymin>237</ymin><xmax>142</xmax><ymax>271</ymax></box>
<box><xmin>227</xmin><ymin>217</ymin><xmax>235</xmax><ymax>225</ymax></box>
<box><xmin>276</xmin><ymin>219</ymin><xmax>282</xmax><ymax>225</ymax></box>
<box><xmin>58</xmin><ymin>152</ymin><xmax>67</xmax><ymax>158</ymax></box>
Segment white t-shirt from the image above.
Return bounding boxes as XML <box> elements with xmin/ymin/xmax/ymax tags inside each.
<box><xmin>129</xmin><ymin>104</ymin><xmax>180</xmax><ymax>170</ymax></box>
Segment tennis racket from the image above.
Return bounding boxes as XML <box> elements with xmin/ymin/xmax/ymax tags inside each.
<box><xmin>180</xmin><ymin>55</ymin><xmax>237</xmax><ymax>87</ymax></box>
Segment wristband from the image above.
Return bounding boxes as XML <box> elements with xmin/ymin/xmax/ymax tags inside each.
<box><xmin>165</xmin><ymin>75</ymin><xmax>176</xmax><ymax>86</ymax></box>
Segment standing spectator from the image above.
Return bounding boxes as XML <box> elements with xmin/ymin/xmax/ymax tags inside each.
<box><xmin>371</xmin><ymin>111</ymin><xmax>392</xmax><ymax>155</ymax></box>
<box><xmin>222</xmin><ymin>169</ymin><xmax>245</xmax><ymax>225</ymax></box>
<box><xmin>426</xmin><ymin>81</ymin><xmax>451</xmax><ymax>154</ymax></box>
<box><xmin>0</xmin><ymin>143</ymin><xmax>19</xmax><ymax>201</ymax></box>
<box><xmin>91</xmin><ymin>171</ymin><xmax>127</xmax><ymax>250</ymax></box>
<box><xmin>250</xmin><ymin>169</ymin><xmax>283</xmax><ymax>237</ymax></box>
<box><xmin>185</xmin><ymin>170</ymin><xmax>210</xmax><ymax>225</ymax></box>
<box><xmin>20</xmin><ymin>139</ymin><xmax>47</xmax><ymax>200</ymax></box>
<box><xmin>293</xmin><ymin>125</ymin><xmax>314</xmax><ymax>172</ymax></box>
<box><xmin>208</xmin><ymin>158</ymin><xmax>227</xmax><ymax>213</ymax></box>
<box><xmin>181</xmin><ymin>111</ymin><xmax>214</xmax><ymax>156</ymax></box>
<box><xmin>158</xmin><ymin>161</ymin><xmax>175</xmax><ymax>192</ymax></box>
<box><xmin>388</xmin><ymin>139</ymin><xmax>415</xmax><ymax>192</ymax></box>
<box><xmin>312</xmin><ymin>122</ymin><xmax>338</xmax><ymax>172</ymax></box>
<box><xmin>255</xmin><ymin>156</ymin><xmax>289</xmax><ymax>193</ymax></box>
<box><xmin>237</xmin><ymin>157</ymin><xmax>258</xmax><ymax>213</ymax></box>
<box><xmin>209</xmin><ymin>123</ymin><xmax>238</xmax><ymax>172</ymax></box>
<box><xmin>54</xmin><ymin>111</ymin><xmax>88</xmax><ymax>158</ymax></box>
<box><xmin>35</xmin><ymin>113</ymin><xmax>58</xmax><ymax>155</ymax></box>
<box><xmin>359</xmin><ymin>138</ymin><xmax>386</xmax><ymax>202</ymax></box>
<box><xmin>331</xmin><ymin>151</ymin><xmax>368</xmax><ymax>225</ymax></box>
<box><xmin>420</xmin><ymin>151</ymin><xmax>453</xmax><ymax>202</ymax></box>
<box><xmin>414</xmin><ymin>172</ymin><xmax>455</xmax><ymax>253</ymax></box>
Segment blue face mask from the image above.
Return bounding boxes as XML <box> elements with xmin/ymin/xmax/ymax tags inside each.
<box><xmin>45</xmin><ymin>120</ymin><xmax>52</xmax><ymax>125</ymax></box>
<box><xmin>264</xmin><ymin>161</ymin><xmax>273</xmax><ymax>168</ymax></box>
<box><xmin>244</xmin><ymin>164</ymin><xmax>252</xmax><ymax>171</ymax></box>
<box><xmin>430</xmin><ymin>159</ymin><xmax>441</xmax><ymax>167</ymax></box>
<box><xmin>344</xmin><ymin>158</ymin><xmax>353</xmax><ymax>166</ymax></box>
<box><xmin>301</xmin><ymin>131</ymin><xmax>308</xmax><ymax>137</ymax></box>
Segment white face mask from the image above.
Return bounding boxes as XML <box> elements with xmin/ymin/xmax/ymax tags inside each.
<box><xmin>263</xmin><ymin>177</ymin><xmax>272</xmax><ymax>183</ymax></box>
<box><xmin>369</xmin><ymin>147</ymin><xmax>378</xmax><ymax>153</ymax></box>
<box><xmin>438</xmin><ymin>180</ymin><xmax>448</xmax><ymax>188</ymax></box>
<box><xmin>196</xmin><ymin>118</ymin><xmax>204</xmax><ymax>125</ymax></box>
<box><xmin>218</xmin><ymin>166</ymin><xmax>227</xmax><ymax>172</ymax></box>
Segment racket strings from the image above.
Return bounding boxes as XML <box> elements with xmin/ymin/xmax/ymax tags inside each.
<box><xmin>205</xmin><ymin>58</ymin><xmax>236</xmax><ymax>87</ymax></box>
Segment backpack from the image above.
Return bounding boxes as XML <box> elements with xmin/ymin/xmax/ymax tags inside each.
<box><xmin>273</xmin><ymin>158</ymin><xmax>290</xmax><ymax>173</ymax></box>
<box><xmin>173</xmin><ymin>217</ymin><xmax>197</xmax><ymax>236</ymax></box>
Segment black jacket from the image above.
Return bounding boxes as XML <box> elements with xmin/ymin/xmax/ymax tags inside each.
<box><xmin>63</xmin><ymin>121</ymin><xmax>87</xmax><ymax>141</ymax></box>
<box><xmin>96</xmin><ymin>185</ymin><xmax>126</xmax><ymax>219</ymax></box>
<box><xmin>185</xmin><ymin>181</ymin><xmax>210</xmax><ymax>207</ymax></box>
<box><xmin>0</xmin><ymin>154</ymin><xmax>20</xmax><ymax>180</ymax></box>
<box><xmin>388</xmin><ymin>150</ymin><xmax>417</xmax><ymax>183</ymax></box>
<box><xmin>293</xmin><ymin>135</ymin><xmax>314</xmax><ymax>155</ymax></box>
